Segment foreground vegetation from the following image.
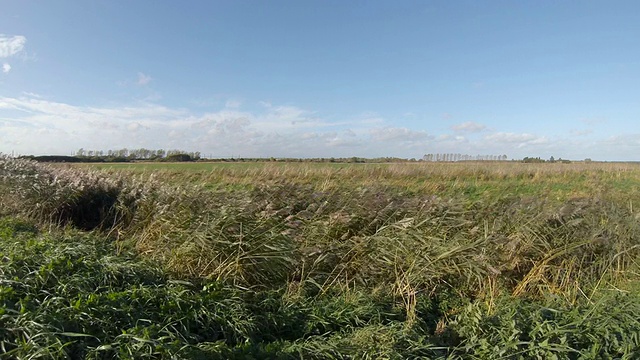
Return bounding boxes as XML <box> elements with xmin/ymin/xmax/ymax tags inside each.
<box><xmin>2</xmin><ymin>158</ymin><xmax>640</xmax><ymax>358</ymax></box>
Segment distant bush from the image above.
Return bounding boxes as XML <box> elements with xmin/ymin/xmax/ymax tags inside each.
<box><xmin>522</xmin><ymin>156</ymin><xmax>546</xmax><ymax>163</ymax></box>
<box><xmin>164</xmin><ymin>153</ymin><xmax>192</xmax><ymax>162</ymax></box>
<box><xmin>104</xmin><ymin>156</ymin><xmax>130</xmax><ymax>162</ymax></box>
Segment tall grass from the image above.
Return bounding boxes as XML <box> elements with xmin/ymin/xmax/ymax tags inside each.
<box><xmin>4</xmin><ymin>157</ymin><xmax>640</xmax><ymax>357</ymax></box>
<box><xmin>5</xmin><ymin>157</ymin><xmax>640</xmax><ymax>295</ymax></box>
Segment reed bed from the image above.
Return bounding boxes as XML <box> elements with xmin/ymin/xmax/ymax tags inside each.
<box><xmin>2</xmin><ymin>157</ymin><xmax>640</xmax><ymax>358</ymax></box>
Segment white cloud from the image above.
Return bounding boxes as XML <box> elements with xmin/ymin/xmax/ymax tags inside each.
<box><xmin>269</xmin><ymin>105</ymin><xmax>308</xmax><ymax>122</ymax></box>
<box><xmin>225</xmin><ymin>99</ymin><xmax>241</xmax><ymax>108</ymax></box>
<box><xmin>370</xmin><ymin>127</ymin><xmax>431</xmax><ymax>142</ymax></box>
<box><xmin>137</xmin><ymin>72</ymin><xmax>152</xmax><ymax>85</ymax></box>
<box><xmin>301</xmin><ymin>132</ymin><xmax>317</xmax><ymax>140</ymax></box>
<box><xmin>0</xmin><ymin>35</ymin><xmax>26</xmax><ymax>74</ymax></box>
<box><xmin>451</xmin><ymin>121</ymin><xmax>487</xmax><ymax>133</ymax></box>
<box><xmin>0</xmin><ymin>96</ymin><xmax>444</xmax><ymax>158</ymax></box>
<box><xmin>600</xmin><ymin>134</ymin><xmax>640</xmax><ymax>147</ymax></box>
<box><xmin>327</xmin><ymin>137</ymin><xmax>362</xmax><ymax>148</ymax></box>
<box><xmin>0</xmin><ymin>97</ymin><xmax>334</xmax><ymax>157</ymax></box>
<box><xmin>22</xmin><ymin>92</ymin><xmax>43</xmax><ymax>98</ymax></box>
<box><xmin>355</xmin><ymin>111</ymin><xmax>385</xmax><ymax>125</ymax></box>
<box><xmin>127</xmin><ymin>122</ymin><xmax>148</xmax><ymax>132</ymax></box>
<box><xmin>1</xmin><ymin>95</ymin><xmax>638</xmax><ymax>160</ymax></box>
<box><xmin>0</xmin><ymin>35</ymin><xmax>26</xmax><ymax>58</ymax></box>
<box><xmin>581</xmin><ymin>117</ymin><xmax>606</xmax><ymax>125</ymax></box>
<box><xmin>483</xmin><ymin>132</ymin><xmax>548</xmax><ymax>148</ymax></box>
<box><xmin>344</xmin><ymin>129</ymin><xmax>357</xmax><ymax>137</ymax></box>
<box><xmin>571</xmin><ymin>129</ymin><xmax>593</xmax><ymax>136</ymax></box>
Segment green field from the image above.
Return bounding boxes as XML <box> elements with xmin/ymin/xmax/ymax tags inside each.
<box><xmin>3</xmin><ymin>158</ymin><xmax>640</xmax><ymax>358</ymax></box>
<box><xmin>80</xmin><ymin>160</ymin><xmax>640</xmax><ymax>201</ymax></box>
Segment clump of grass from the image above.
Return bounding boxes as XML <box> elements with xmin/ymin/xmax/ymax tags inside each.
<box><xmin>437</xmin><ymin>292</ymin><xmax>640</xmax><ymax>359</ymax></box>
<box><xmin>0</xmin><ymin>217</ymin><xmax>419</xmax><ymax>358</ymax></box>
<box><xmin>0</xmin><ymin>156</ymin><xmax>140</xmax><ymax>231</ymax></box>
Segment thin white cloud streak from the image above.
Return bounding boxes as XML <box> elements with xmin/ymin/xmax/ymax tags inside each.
<box><xmin>225</xmin><ymin>99</ymin><xmax>241</xmax><ymax>108</ymax></box>
<box><xmin>21</xmin><ymin>92</ymin><xmax>43</xmax><ymax>98</ymax></box>
<box><xmin>137</xmin><ymin>72</ymin><xmax>152</xmax><ymax>85</ymax></box>
<box><xmin>451</xmin><ymin>121</ymin><xmax>486</xmax><ymax>133</ymax></box>
<box><xmin>0</xmin><ymin>35</ymin><xmax>26</xmax><ymax>58</ymax></box>
<box><xmin>370</xmin><ymin>127</ymin><xmax>431</xmax><ymax>142</ymax></box>
<box><xmin>571</xmin><ymin>129</ymin><xmax>593</xmax><ymax>136</ymax></box>
<box><xmin>0</xmin><ymin>95</ymin><xmax>636</xmax><ymax>160</ymax></box>
<box><xmin>484</xmin><ymin>132</ymin><xmax>547</xmax><ymax>146</ymax></box>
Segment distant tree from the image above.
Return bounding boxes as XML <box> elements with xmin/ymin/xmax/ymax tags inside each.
<box><xmin>523</xmin><ymin>157</ymin><xmax>545</xmax><ymax>163</ymax></box>
<box><xmin>165</xmin><ymin>154</ymin><xmax>192</xmax><ymax>162</ymax></box>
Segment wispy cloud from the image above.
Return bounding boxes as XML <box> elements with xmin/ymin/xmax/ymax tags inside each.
<box><xmin>0</xmin><ymin>94</ymin><xmax>636</xmax><ymax>160</ymax></box>
<box><xmin>225</xmin><ymin>99</ymin><xmax>241</xmax><ymax>108</ymax></box>
<box><xmin>484</xmin><ymin>132</ymin><xmax>540</xmax><ymax>143</ymax></box>
<box><xmin>0</xmin><ymin>96</ymin><xmax>361</xmax><ymax>156</ymax></box>
<box><xmin>370</xmin><ymin>127</ymin><xmax>431</xmax><ymax>142</ymax></box>
<box><xmin>0</xmin><ymin>96</ymin><xmax>448</xmax><ymax>158</ymax></box>
<box><xmin>483</xmin><ymin>132</ymin><xmax>548</xmax><ymax>148</ymax></box>
<box><xmin>0</xmin><ymin>35</ymin><xmax>26</xmax><ymax>58</ymax></box>
<box><xmin>21</xmin><ymin>92</ymin><xmax>44</xmax><ymax>98</ymax></box>
<box><xmin>581</xmin><ymin>117</ymin><xmax>606</xmax><ymax>125</ymax></box>
<box><xmin>0</xmin><ymin>35</ymin><xmax>26</xmax><ymax>74</ymax></box>
<box><xmin>571</xmin><ymin>129</ymin><xmax>593</xmax><ymax>136</ymax></box>
<box><xmin>137</xmin><ymin>72</ymin><xmax>152</xmax><ymax>85</ymax></box>
<box><xmin>451</xmin><ymin>121</ymin><xmax>486</xmax><ymax>133</ymax></box>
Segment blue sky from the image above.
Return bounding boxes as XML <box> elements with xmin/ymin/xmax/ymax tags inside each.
<box><xmin>1</xmin><ymin>1</ymin><xmax>639</xmax><ymax>160</ymax></box>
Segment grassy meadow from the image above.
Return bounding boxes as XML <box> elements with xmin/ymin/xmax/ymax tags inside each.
<box><xmin>3</xmin><ymin>158</ymin><xmax>640</xmax><ymax>358</ymax></box>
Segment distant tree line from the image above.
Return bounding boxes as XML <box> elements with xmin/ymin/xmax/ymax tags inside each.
<box><xmin>75</xmin><ymin>148</ymin><xmax>201</xmax><ymax>161</ymax></box>
<box><xmin>23</xmin><ymin>150</ymin><xmax>581</xmax><ymax>164</ymax></box>
<box><xmin>522</xmin><ymin>156</ymin><xmax>572</xmax><ymax>164</ymax></box>
<box><xmin>204</xmin><ymin>157</ymin><xmax>419</xmax><ymax>163</ymax></box>
<box><xmin>422</xmin><ymin>154</ymin><xmax>508</xmax><ymax>162</ymax></box>
<box><xmin>21</xmin><ymin>153</ymin><xmax>427</xmax><ymax>164</ymax></box>
<box><xmin>21</xmin><ymin>148</ymin><xmax>201</xmax><ymax>163</ymax></box>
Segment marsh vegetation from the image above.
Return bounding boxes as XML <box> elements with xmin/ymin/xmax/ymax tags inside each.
<box><xmin>2</xmin><ymin>158</ymin><xmax>640</xmax><ymax>358</ymax></box>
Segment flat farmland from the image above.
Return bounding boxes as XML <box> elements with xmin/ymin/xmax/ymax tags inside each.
<box><xmin>81</xmin><ymin>161</ymin><xmax>640</xmax><ymax>200</ymax></box>
<box><xmin>3</xmin><ymin>158</ymin><xmax>640</xmax><ymax>358</ymax></box>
